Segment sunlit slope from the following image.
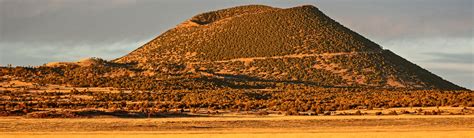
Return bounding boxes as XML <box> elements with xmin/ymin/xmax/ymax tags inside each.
<box><xmin>112</xmin><ymin>5</ymin><xmax>462</xmax><ymax>89</ymax></box>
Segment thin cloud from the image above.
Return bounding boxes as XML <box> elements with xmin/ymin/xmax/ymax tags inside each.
<box><xmin>424</xmin><ymin>52</ymin><xmax>474</xmax><ymax>64</ymax></box>
<box><xmin>1</xmin><ymin>0</ymin><xmax>137</xmax><ymax>18</ymax></box>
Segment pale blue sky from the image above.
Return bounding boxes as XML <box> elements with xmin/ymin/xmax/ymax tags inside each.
<box><xmin>0</xmin><ymin>0</ymin><xmax>472</xmax><ymax>89</ymax></box>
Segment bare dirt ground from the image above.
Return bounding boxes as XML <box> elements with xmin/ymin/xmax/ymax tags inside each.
<box><xmin>1</xmin><ymin>115</ymin><xmax>473</xmax><ymax>138</ymax></box>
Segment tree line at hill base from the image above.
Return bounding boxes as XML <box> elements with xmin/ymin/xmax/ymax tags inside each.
<box><xmin>0</xmin><ymin>88</ymin><xmax>472</xmax><ymax>118</ymax></box>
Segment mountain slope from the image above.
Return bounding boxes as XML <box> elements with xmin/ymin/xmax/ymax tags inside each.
<box><xmin>111</xmin><ymin>5</ymin><xmax>462</xmax><ymax>90</ymax></box>
<box><xmin>115</xmin><ymin>5</ymin><xmax>382</xmax><ymax>63</ymax></box>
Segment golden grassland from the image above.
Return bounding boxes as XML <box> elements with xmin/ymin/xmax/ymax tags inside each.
<box><xmin>3</xmin><ymin>131</ymin><xmax>474</xmax><ymax>138</ymax></box>
<box><xmin>1</xmin><ymin>114</ymin><xmax>473</xmax><ymax>138</ymax></box>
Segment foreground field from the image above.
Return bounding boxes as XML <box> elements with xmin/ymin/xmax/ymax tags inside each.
<box><xmin>3</xmin><ymin>131</ymin><xmax>472</xmax><ymax>138</ymax></box>
<box><xmin>1</xmin><ymin>115</ymin><xmax>473</xmax><ymax>138</ymax></box>
<box><xmin>1</xmin><ymin>78</ymin><xmax>472</xmax><ymax>138</ymax></box>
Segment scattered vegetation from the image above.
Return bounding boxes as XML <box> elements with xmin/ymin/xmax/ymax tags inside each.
<box><xmin>0</xmin><ymin>88</ymin><xmax>472</xmax><ymax>117</ymax></box>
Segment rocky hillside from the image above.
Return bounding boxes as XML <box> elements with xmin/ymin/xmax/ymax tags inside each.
<box><xmin>110</xmin><ymin>5</ymin><xmax>461</xmax><ymax>90</ymax></box>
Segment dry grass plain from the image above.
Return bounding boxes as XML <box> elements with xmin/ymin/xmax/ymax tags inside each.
<box><xmin>1</xmin><ymin>115</ymin><xmax>473</xmax><ymax>138</ymax></box>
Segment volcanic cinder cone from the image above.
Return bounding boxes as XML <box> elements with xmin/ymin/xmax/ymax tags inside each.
<box><xmin>115</xmin><ymin>5</ymin><xmax>463</xmax><ymax>90</ymax></box>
